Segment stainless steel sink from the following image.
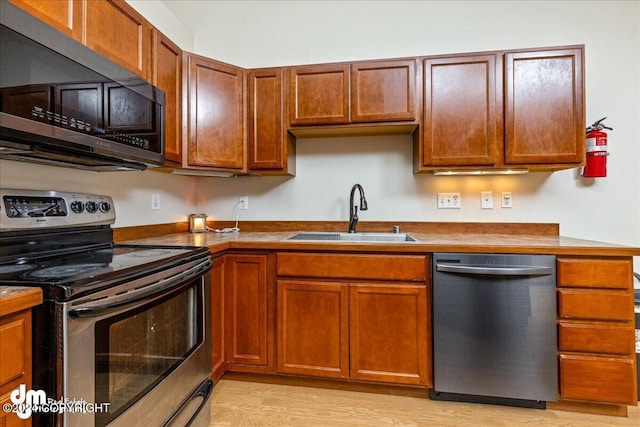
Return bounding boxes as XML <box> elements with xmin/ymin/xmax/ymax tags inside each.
<box><xmin>287</xmin><ymin>232</ymin><xmax>416</xmax><ymax>242</ymax></box>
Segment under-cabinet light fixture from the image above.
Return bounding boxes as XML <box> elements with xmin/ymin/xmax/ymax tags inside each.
<box><xmin>189</xmin><ymin>213</ymin><xmax>208</xmax><ymax>233</ymax></box>
<box><xmin>172</xmin><ymin>169</ymin><xmax>236</xmax><ymax>177</ymax></box>
<box><xmin>432</xmin><ymin>169</ymin><xmax>529</xmax><ymax>176</ymax></box>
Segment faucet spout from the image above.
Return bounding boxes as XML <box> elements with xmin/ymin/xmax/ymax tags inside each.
<box><xmin>348</xmin><ymin>184</ymin><xmax>368</xmax><ymax>233</ymax></box>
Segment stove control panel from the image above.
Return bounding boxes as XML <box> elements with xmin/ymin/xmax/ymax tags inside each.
<box><xmin>0</xmin><ymin>189</ymin><xmax>115</xmax><ymax>230</ymax></box>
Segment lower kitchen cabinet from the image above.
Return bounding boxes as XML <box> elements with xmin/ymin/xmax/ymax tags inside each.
<box><xmin>276</xmin><ymin>279</ymin><xmax>429</xmax><ymax>385</ymax></box>
<box><xmin>556</xmin><ymin>257</ymin><xmax>637</xmax><ymax>406</ymax></box>
<box><xmin>0</xmin><ymin>303</ymin><xmax>38</xmax><ymax>427</ymax></box>
<box><xmin>224</xmin><ymin>254</ymin><xmax>268</xmax><ymax>368</ymax></box>
<box><xmin>210</xmin><ymin>255</ymin><xmax>226</xmax><ymax>381</ymax></box>
<box><xmin>275</xmin><ymin>252</ymin><xmax>430</xmax><ymax>386</ymax></box>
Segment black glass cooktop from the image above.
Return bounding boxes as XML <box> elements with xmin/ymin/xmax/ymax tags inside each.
<box><xmin>0</xmin><ymin>244</ymin><xmax>209</xmax><ymax>301</ymax></box>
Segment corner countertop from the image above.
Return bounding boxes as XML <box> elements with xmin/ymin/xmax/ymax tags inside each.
<box><xmin>121</xmin><ymin>230</ymin><xmax>640</xmax><ymax>257</ymax></box>
<box><xmin>0</xmin><ymin>286</ymin><xmax>43</xmax><ymax>317</ymax></box>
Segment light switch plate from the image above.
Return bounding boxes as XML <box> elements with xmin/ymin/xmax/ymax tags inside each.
<box><xmin>502</xmin><ymin>192</ymin><xmax>512</xmax><ymax>208</ymax></box>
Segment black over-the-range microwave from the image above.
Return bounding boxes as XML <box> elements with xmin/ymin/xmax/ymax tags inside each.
<box><xmin>0</xmin><ymin>1</ymin><xmax>165</xmax><ymax>171</ymax></box>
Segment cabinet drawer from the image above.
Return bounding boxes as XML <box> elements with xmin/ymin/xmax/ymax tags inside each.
<box><xmin>557</xmin><ymin>258</ymin><xmax>631</xmax><ymax>289</ymax></box>
<box><xmin>558</xmin><ymin>322</ymin><xmax>634</xmax><ymax>355</ymax></box>
<box><xmin>559</xmin><ymin>354</ymin><xmax>637</xmax><ymax>405</ymax></box>
<box><xmin>276</xmin><ymin>253</ymin><xmax>428</xmax><ymax>281</ymax></box>
<box><xmin>558</xmin><ymin>288</ymin><xmax>633</xmax><ymax>321</ymax></box>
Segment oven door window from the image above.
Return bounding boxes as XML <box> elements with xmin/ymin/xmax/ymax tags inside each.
<box><xmin>94</xmin><ymin>279</ymin><xmax>203</xmax><ymax>426</ymax></box>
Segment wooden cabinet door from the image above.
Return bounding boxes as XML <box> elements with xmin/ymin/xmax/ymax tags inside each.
<box><xmin>289</xmin><ymin>64</ymin><xmax>350</xmax><ymax>125</ymax></box>
<box><xmin>422</xmin><ymin>54</ymin><xmax>500</xmax><ymax>166</ymax></box>
<box><xmin>248</xmin><ymin>68</ymin><xmax>294</xmax><ymax>174</ymax></box>
<box><xmin>351</xmin><ymin>59</ymin><xmax>417</xmax><ymax>123</ymax></box>
<box><xmin>152</xmin><ymin>30</ymin><xmax>182</xmax><ymax>165</ymax></box>
<box><xmin>210</xmin><ymin>255</ymin><xmax>225</xmax><ymax>380</ymax></box>
<box><xmin>504</xmin><ymin>47</ymin><xmax>584</xmax><ymax>164</ymax></box>
<box><xmin>83</xmin><ymin>0</ymin><xmax>152</xmax><ymax>79</ymax></box>
<box><xmin>186</xmin><ymin>53</ymin><xmax>245</xmax><ymax>170</ymax></box>
<box><xmin>225</xmin><ymin>255</ymin><xmax>267</xmax><ymax>366</ymax></box>
<box><xmin>349</xmin><ymin>283</ymin><xmax>429</xmax><ymax>385</ymax></box>
<box><xmin>277</xmin><ymin>280</ymin><xmax>349</xmax><ymax>379</ymax></box>
<box><xmin>8</xmin><ymin>0</ymin><xmax>83</xmax><ymax>41</ymax></box>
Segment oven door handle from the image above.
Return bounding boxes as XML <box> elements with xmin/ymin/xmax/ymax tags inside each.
<box><xmin>163</xmin><ymin>379</ymin><xmax>213</xmax><ymax>427</ymax></box>
<box><xmin>68</xmin><ymin>259</ymin><xmax>211</xmax><ymax>318</ymax></box>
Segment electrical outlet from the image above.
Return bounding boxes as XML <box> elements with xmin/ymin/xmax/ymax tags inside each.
<box><xmin>437</xmin><ymin>193</ymin><xmax>461</xmax><ymax>209</ymax></box>
<box><xmin>481</xmin><ymin>191</ymin><xmax>493</xmax><ymax>209</ymax></box>
<box><xmin>239</xmin><ymin>196</ymin><xmax>249</xmax><ymax>210</ymax></box>
<box><xmin>151</xmin><ymin>193</ymin><xmax>160</xmax><ymax>210</ymax></box>
<box><xmin>501</xmin><ymin>192</ymin><xmax>512</xmax><ymax>208</ymax></box>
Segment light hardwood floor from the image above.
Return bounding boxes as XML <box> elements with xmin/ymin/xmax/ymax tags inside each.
<box><xmin>208</xmin><ymin>379</ymin><xmax>639</xmax><ymax>427</ymax></box>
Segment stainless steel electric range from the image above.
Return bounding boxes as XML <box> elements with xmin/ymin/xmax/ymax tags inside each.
<box><xmin>0</xmin><ymin>189</ymin><xmax>213</xmax><ymax>427</ymax></box>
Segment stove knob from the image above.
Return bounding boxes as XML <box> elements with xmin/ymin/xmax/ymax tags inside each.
<box><xmin>85</xmin><ymin>201</ymin><xmax>98</xmax><ymax>213</ymax></box>
<box><xmin>99</xmin><ymin>202</ymin><xmax>111</xmax><ymax>213</ymax></box>
<box><xmin>70</xmin><ymin>201</ymin><xmax>84</xmax><ymax>214</ymax></box>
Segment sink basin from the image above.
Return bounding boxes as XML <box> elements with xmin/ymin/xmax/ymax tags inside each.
<box><xmin>287</xmin><ymin>232</ymin><xmax>416</xmax><ymax>243</ymax></box>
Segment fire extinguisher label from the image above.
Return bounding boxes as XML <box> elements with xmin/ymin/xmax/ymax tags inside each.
<box><xmin>586</xmin><ymin>137</ymin><xmax>607</xmax><ymax>152</ymax></box>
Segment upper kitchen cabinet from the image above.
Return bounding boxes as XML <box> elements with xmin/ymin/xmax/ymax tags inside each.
<box><xmin>415</xmin><ymin>45</ymin><xmax>584</xmax><ymax>173</ymax></box>
<box><xmin>9</xmin><ymin>0</ymin><xmax>151</xmax><ymax>80</ymax></box>
<box><xmin>152</xmin><ymin>30</ymin><xmax>182</xmax><ymax>165</ymax></box>
<box><xmin>288</xmin><ymin>59</ymin><xmax>418</xmax><ymax>129</ymax></box>
<box><xmin>288</xmin><ymin>64</ymin><xmax>350</xmax><ymax>125</ymax></box>
<box><xmin>8</xmin><ymin>0</ymin><xmax>83</xmax><ymax>40</ymax></box>
<box><xmin>504</xmin><ymin>47</ymin><xmax>584</xmax><ymax>165</ymax></box>
<box><xmin>421</xmin><ymin>54</ymin><xmax>500</xmax><ymax>166</ymax></box>
<box><xmin>351</xmin><ymin>59</ymin><xmax>417</xmax><ymax>123</ymax></box>
<box><xmin>247</xmin><ymin>68</ymin><xmax>295</xmax><ymax>175</ymax></box>
<box><xmin>184</xmin><ymin>53</ymin><xmax>245</xmax><ymax>171</ymax></box>
<box><xmin>82</xmin><ymin>0</ymin><xmax>153</xmax><ymax>80</ymax></box>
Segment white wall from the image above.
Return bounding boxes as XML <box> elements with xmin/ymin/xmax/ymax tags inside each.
<box><xmin>126</xmin><ymin>0</ymin><xmax>195</xmax><ymax>51</ymax></box>
<box><xmin>0</xmin><ymin>160</ymin><xmax>197</xmax><ymax>228</ymax></box>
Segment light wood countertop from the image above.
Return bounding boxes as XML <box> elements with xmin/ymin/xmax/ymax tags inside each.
<box><xmin>121</xmin><ymin>230</ymin><xmax>640</xmax><ymax>257</ymax></box>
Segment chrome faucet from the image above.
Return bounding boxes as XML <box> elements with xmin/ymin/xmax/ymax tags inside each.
<box><xmin>348</xmin><ymin>184</ymin><xmax>368</xmax><ymax>233</ymax></box>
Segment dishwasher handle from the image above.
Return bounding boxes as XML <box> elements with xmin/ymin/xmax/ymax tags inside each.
<box><xmin>436</xmin><ymin>263</ymin><xmax>553</xmax><ymax>276</ymax></box>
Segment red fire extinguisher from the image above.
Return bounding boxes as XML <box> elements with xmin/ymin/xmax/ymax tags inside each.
<box><xmin>582</xmin><ymin>117</ymin><xmax>612</xmax><ymax>178</ymax></box>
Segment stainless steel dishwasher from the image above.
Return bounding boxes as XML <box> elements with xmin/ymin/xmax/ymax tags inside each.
<box><xmin>430</xmin><ymin>253</ymin><xmax>557</xmax><ymax>408</ymax></box>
